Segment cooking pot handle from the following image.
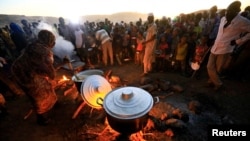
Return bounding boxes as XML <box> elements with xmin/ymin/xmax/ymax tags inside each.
<box><xmin>96</xmin><ymin>97</ymin><xmax>104</xmax><ymax>106</ymax></box>
<box><xmin>153</xmin><ymin>96</ymin><xmax>160</xmax><ymax>104</ymax></box>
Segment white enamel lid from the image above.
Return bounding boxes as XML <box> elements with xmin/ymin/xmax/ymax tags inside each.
<box><xmin>103</xmin><ymin>86</ymin><xmax>154</xmax><ymax>119</ymax></box>
<box><xmin>81</xmin><ymin>75</ymin><xmax>112</xmax><ymax>109</ymax></box>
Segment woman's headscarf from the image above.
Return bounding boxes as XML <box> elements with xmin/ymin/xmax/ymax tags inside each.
<box><xmin>9</xmin><ymin>22</ymin><xmax>25</xmax><ymax>35</ymax></box>
<box><xmin>37</xmin><ymin>30</ymin><xmax>56</xmax><ymax>48</ymax></box>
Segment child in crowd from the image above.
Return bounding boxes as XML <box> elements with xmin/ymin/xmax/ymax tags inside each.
<box><xmin>175</xmin><ymin>34</ymin><xmax>188</xmax><ymax>76</ymax></box>
<box><xmin>155</xmin><ymin>35</ymin><xmax>169</xmax><ymax>72</ymax></box>
<box><xmin>191</xmin><ymin>35</ymin><xmax>209</xmax><ymax>78</ymax></box>
<box><xmin>135</xmin><ymin>31</ymin><xmax>145</xmax><ymax>66</ymax></box>
<box><xmin>193</xmin><ymin>35</ymin><xmax>209</xmax><ymax>64</ymax></box>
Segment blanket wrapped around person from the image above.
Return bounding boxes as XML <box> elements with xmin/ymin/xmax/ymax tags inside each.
<box><xmin>11</xmin><ymin>30</ymin><xmax>57</xmax><ymax>125</ymax></box>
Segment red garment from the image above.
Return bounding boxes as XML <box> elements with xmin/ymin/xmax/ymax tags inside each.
<box><xmin>194</xmin><ymin>45</ymin><xmax>209</xmax><ymax>63</ymax></box>
<box><xmin>137</xmin><ymin>43</ymin><xmax>143</xmax><ymax>51</ymax></box>
<box><xmin>159</xmin><ymin>43</ymin><xmax>168</xmax><ymax>58</ymax></box>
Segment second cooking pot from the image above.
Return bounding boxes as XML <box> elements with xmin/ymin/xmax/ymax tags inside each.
<box><xmin>72</xmin><ymin>69</ymin><xmax>104</xmax><ymax>92</ymax></box>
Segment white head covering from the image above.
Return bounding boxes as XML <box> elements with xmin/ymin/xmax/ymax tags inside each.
<box><xmin>148</xmin><ymin>13</ymin><xmax>154</xmax><ymax>17</ymax></box>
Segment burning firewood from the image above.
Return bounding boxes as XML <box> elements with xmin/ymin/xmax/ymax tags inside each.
<box><xmin>129</xmin><ymin>130</ymin><xmax>146</xmax><ymax>141</ymax></box>
<box><xmin>160</xmin><ymin>112</ymin><xmax>168</xmax><ymax>120</ymax></box>
<box><xmin>145</xmin><ymin>118</ymin><xmax>155</xmax><ymax>130</ymax></box>
<box><xmin>64</xmin><ymin>84</ymin><xmax>76</xmax><ymax>96</ymax></box>
<box><xmin>55</xmin><ymin>75</ymin><xmax>70</xmax><ymax>89</ymax></box>
<box><xmin>104</xmin><ymin>70</ymin><xmax>112</xmax><ymax>80</ymax></box>
<box><xmin>72</xmin><ymin>101</ymin><xmax>86</xmax><ymax>119</ymax></box>
<box><xmin>165</xmin><ymin>128</ymin><xmax>174</xmax><ymax>137</ymax></box>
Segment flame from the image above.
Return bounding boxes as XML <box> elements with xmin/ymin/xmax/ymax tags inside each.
<box><xmin>58</xmin><ymin>75</ymin><xmax>70</xmax><ymax>84</ymax></box>
<box><xmin>62</xmin><ymin>75</ymin><xmax>69</xmax><ymax>81</ymax></box>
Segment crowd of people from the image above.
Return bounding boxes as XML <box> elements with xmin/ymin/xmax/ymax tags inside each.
<box><xmin>0</xmin><ymin>1</ymin><xmax>250</xmax><ymax>125</ymax></box>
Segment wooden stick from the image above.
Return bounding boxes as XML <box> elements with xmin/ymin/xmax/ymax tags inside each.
<box><xmin>72</xmin><ymin>101</ymin><xmax>86</xmax><ymax>119</ymax></box>
<box><xmin>64</xmin><ymin>85</ymin><xmax>76</xmax><ymax>96</ymax></box>
<box><xmin>23</xmin><ymin>109</ymin><xmax>33</xmax><ymax>120</ymax></box>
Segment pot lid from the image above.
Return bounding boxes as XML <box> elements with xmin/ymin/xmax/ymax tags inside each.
<box><xmin>81</xmin><ymin>75</ymin><xmax>112</xmax><ymax>109</ymax></box>
<box><xmin>72</xmin><ymin>69</ymin><xmax>104</xmax><ymax>82</ymax></box>
<box><xmin>103</xmin><ymin>86</ymin><xmax>153</xmax><ymax>119</ymax></box>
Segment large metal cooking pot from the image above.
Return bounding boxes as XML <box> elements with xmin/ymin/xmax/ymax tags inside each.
<box><xmin>97</xmin><ymin>86</ymin><xmax>159</xmax><ymax>135</ymax></box>
<box><xmin>72</xmin><ymin>69</ymin><xmax>104</xmax><ymax>92</ymax></box>
<box><xmin>80</xmin><ymin>75</ymin><xmax>112</xmax><ymax>109</ymax></box>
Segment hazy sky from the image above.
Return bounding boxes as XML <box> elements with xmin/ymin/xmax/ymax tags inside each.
<box><xmin>0</xmin><ymin>0</ymin><xmax>249</xmax><ymax>20</ymax></box>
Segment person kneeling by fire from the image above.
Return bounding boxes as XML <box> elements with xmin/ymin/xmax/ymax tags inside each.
<box><xmin>11</xmin><ymin>30</ymin><xmax>58</xmax><ymax>126</ymax></box>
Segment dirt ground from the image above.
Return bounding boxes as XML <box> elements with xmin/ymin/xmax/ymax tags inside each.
<box><xmin>1</xmin><ymin>60</ymin><xmax>250</xmax><ymax>141</ymax></box>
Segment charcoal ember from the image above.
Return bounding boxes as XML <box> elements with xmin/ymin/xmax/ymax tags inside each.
<box><xmin>140</xmin><ymin>76</ymin><xmax>153</xmax><ymax>85</ymax></box>
<box><xmin>129</xmin><ymin>131</ymin><xmax>144</xmax><ymax>141</ymax></box>
<box><xmin>160</xmin><ymin>112</ymin><xmax>168</xmax><ymax>120</ymax></box>
<box><xmin>144</xmin><ymin>118</ymin><xmax>155</xmax><ymax>131</ymax></box>
<box><xmin>109</xmin><ymin>75</ymin><xmax>121</xmax><ymax>83</ymax></box>
<box><xmin>109</xmin><ymin>75</ymin><xmax>124</xmax><ymax>89</ymax></box>
<box><xmin>165</xmin><ymin>128</ymin><xmax>174</xmax><ymax>137</ymax></box>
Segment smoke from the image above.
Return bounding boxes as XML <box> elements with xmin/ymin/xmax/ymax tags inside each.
<box><xmin>35</xmin><ymin>22</ymin><xmax>75</xmax><ymax>60</ymax></box>
<box><xmin>53</xmin><ymin>35</ymin><xmax>75</xmax><ymax>60</ymax></box>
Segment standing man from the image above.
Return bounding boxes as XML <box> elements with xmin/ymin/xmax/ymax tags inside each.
<box><xmin>206</xmin><ymin>1</ymin><xmax>250</xmax><ymax>91</ymax></box>
<box><xmin>95</xmin><ymin>28</ymin><xmax>113</xmax><ymax>66</ymax></box>
<box><xmin>74</xmin><ymin>25</ymin><xmax>86</xmax><ymax>62</ymax></box>
<box><xmin>142</xmin><ymin>13</ymin><xmax>157</xmax><ymax>76</ymax></box>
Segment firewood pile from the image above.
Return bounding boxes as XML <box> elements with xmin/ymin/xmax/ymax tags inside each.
<box><xmin>138</xmin><ymin>76</ymin><xmax>184</xmax><ymax>94</ymax></box>
<box><xmin>61</xmin><ymin>102</ymin><xmax>197</xmax><ymax>141</ymax></box>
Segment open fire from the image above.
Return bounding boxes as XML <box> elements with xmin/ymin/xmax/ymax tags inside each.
<box><xmin>77</xmin><ymin>109</ymin><xmax>177</xmax><ymax>141</ymax></box>
<box><xmin>59</xmin><ymin>72</ymin><xmax>180</xmax><ymax>141</ymax></box>
<box><xmin>58</xmin><ymin>75</ymin><xmax>70</xmax><ymax>84</ymax></box>
<box><xmin>80</xmin><ymin>116</ymin><xmax>156</xmax><ymax>141</ymax></box>
<box><xmin>57</xmin><ymin>70</ymin><xmax>224</xmax><ymax>141</ymax></box>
